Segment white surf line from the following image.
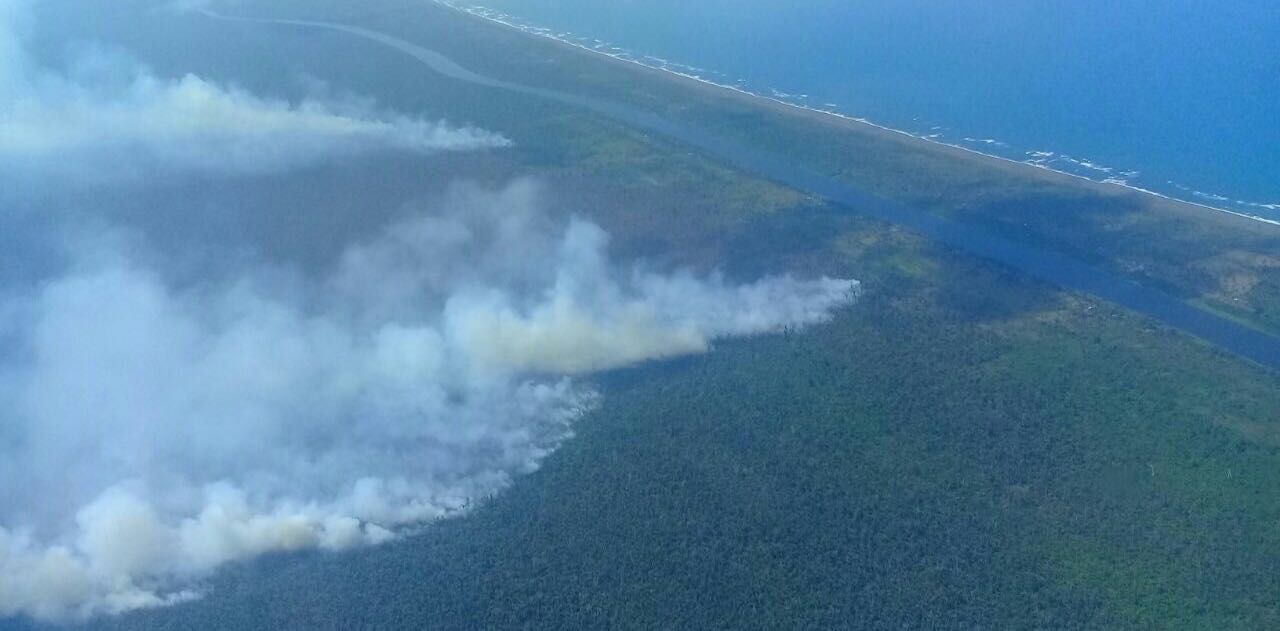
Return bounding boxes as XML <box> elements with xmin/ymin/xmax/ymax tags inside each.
<box><xmin>429</xmin><ymin>1</ymin><xmax>1280</xmax><ymax>228</ymax></box>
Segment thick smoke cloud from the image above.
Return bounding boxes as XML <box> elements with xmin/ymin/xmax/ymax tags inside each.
<box><xmin>0</xmin><ymin>0</ymin><xmax>508</xmax><ymax>187</ymax></box>
<box><xmin>0</xmin><ymin>0</ymin><xmax>857</xmax><ymax>622</ymax></box>
<box><xmin>0</xmin><ymin>180</ymin><xmax>855</xmax><ymax>620</ymax></box>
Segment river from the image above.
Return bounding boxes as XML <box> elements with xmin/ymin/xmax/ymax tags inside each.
<box><xmin>204</xmin><ymin>10</ymin><xmax>1280</xmax><ymax>372</ymax></box>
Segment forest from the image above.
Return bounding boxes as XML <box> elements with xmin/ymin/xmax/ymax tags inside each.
<box><xmin>5</xmin><ymin>1</ymin><xmax>1279</xmax><ymax>629</ymax></box>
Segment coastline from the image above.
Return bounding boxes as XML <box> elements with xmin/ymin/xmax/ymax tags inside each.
<box><xmin>429</xmin><ymin>0</ymin><xmax>1280</xmax><ymax>229</ymax></box>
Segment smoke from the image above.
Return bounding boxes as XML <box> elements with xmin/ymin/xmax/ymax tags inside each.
<box><xmin>0</xmin><ymin>0</ymin><xmax>508</xmax><ymax>189</ymax></box>
<box><xmin>0</xmin><ymin>0</ymin><xmax>858</xmax><ymax>622</ymax></box>
<box><xmin>0</xmin><ymin>179</ymin><xmax>855</xmax><ymax>621</ymax></box>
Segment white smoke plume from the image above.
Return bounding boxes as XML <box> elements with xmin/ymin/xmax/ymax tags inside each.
<box><xmin>0</xmin><ymin>0</ymin><xmax>508</xmax><ymax>188</ymax></box>
<box><xmin>0</xmin><ymin>0</ymin><xmax>857</xmax><ymax>622</ymax></box>
<box><xmin>0</xmin><ymin>179</ymin><xmax>857</xmax><ymax>620</ymax></box>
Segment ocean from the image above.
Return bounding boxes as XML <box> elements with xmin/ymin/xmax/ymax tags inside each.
<box><xmin>436</xmin><ymin>0</ymin><xmax>1280</xmax><ymax>222</ymax></box>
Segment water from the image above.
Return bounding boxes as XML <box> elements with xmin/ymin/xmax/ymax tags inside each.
<box><xmin>220</xmin><ymin>11</ymin><xmax>1280</xmax><ymax>371</ymax></box>
<box><xmin>440</xmin><ymin>0</ymin><xmax>1280</xmax><ymax>222</ymax></box>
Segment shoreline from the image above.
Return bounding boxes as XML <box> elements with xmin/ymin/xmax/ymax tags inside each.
<box><xmin>429</xmin><ymin>1</ymin><xmax>1280</xmax><ymax>229</ymax></box>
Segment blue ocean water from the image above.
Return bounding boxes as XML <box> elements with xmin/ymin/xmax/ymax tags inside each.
<box><xmin>441</xmin><ymin>0</ymin><xmax>1280</xmax><ymax>221</ymax></box>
